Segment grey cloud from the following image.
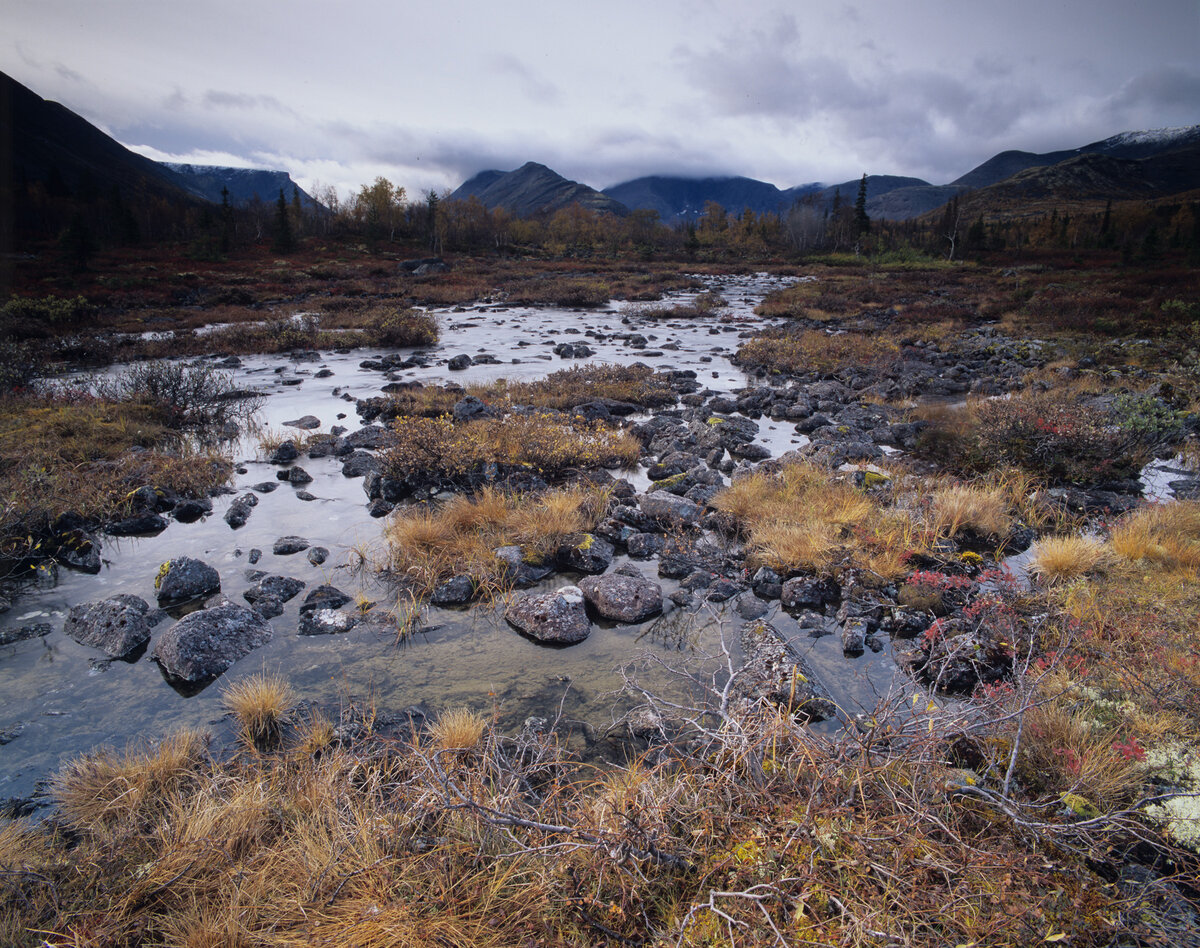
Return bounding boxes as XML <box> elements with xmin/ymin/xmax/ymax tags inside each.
<box><xmin>490</xmin><ymin>55</ymin><xmax>562</xmax><ymax>105</ymax></box>
<box><xmin>1103</xmin><ymin>66</ymin><xmax>1200</xmax><ymax>119</ymax></box>
<box><xmin>202</xmin><ymin>90</ymin><xmax>298</xmax><ymax>117</ymax></box>
<box><xmin>54</xmin><ymin>64</ymin><xmax>84</xmax><ymax>83</ymax></box>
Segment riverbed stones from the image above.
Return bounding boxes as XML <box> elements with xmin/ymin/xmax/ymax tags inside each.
<box><xmin>287</xmin><ymin>466</ymin><xmax>313</xmax><ymax>485</ymax></box>
<box><xmin>151</xmin><ymin>603</ymin><xmax>273</xmax><ymax>682</ymax></box>
<box><xmin>272</xmin><ymin>536</ymin><xmax>310</xmax><ymax>555</ymax></box>
<box><xmin>155</xmin><ymin>556</ymin><xmax>221</xmax><ymax>605</ymax></box>
<box><xmin>224</xmin><ymin>492</ymin><xmax>258</xmax><ymax>528</ymax></box>
<box><xmin>431</xmin><ymin>575</ymin><xmax>475</xmax><ymax>606</ymax></box>
<box><xmin>300</xmin><ymin>585</ymin><xmax>352</xmax><ymax>613</ymax></box>
<box><xmin>492</xmin><ymin>546</ymin><xmax>555</xmax><ymax>587</ymax></box>
<box><xmin>243</xmin><ymin>575</ymin><xmax>306</xmax><ymax>607</ymax></box>
<box><xmin>578</xmin><ymin>573</ymin><xmax>662</xmax><ymax>623</ymax></box>
<box><xmin>269</xmin><ymin>441</ymin><xmax>299</xmax><ymax>464</ymax></box>
<box><xmin>306</xmin><ymin>547</ymin><xmax>330</xmax><ymax>566</ymax></box>
<box><xmin>556</xmin><ymin>534</ymin><xmax>614</xmax><ymax>574</ymax></box>
<box><xmin>283</xmin><ymin>415</ymin><xmax>321</xmax><ymax>430</ymax></box>
<box><xmin>107</xmin><ymin>512</ymin><xmax>168</xmax><ymax>536</ymax></box>
<box><xmin>638</xmin><ymin>492</ymin><xmax>702</xmax><ymax>528</ymax></box>
<box><xmin>63</xmin><ymin>594</ymin><xmax>158</xmax><ymax>658</ymax></box>
<box><xmin>505</xmin><ymin>586</ymin><xmax>591</xmax><ymax>644</ymax></box>
<box><xmin>299</xmin><ymin>609</ymin><xmax>357</xmax><ymax>635</ymax></box>
<box><xmin>172</xmin><ymin>498</ymin><xmax>212</xmax><ymax>523</ymax></box>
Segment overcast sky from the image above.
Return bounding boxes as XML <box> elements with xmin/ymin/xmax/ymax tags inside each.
<box><xmin>4</xmin><ymin>0</ymin><xmax>1198</xmax><ymax>200</ymax></box>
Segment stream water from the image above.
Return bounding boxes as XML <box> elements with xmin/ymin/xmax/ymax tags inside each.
<box><xmin>0</xmin><ymin>274</ymin><xmax>907</xmax><ymax>803</ymax></box>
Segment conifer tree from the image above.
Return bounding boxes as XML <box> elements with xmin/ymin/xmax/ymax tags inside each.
<box><xmin>853</xmin><ymin>173</ymin><xmax>871</xmax><ymax>238</ymax></box>
<box><xmin>271</xmin><ymin>188</ymin><xmax>295</xmax><ymax>253</ymax></box>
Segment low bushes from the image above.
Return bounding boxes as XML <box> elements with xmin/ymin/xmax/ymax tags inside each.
<box><xmin>916</xmin><ymin>389</ymin><xmax>1186</xmax><ymax>485</ymax></box>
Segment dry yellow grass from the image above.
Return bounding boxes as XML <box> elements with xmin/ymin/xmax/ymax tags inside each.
<box><xmin>930</xmin><ymin>482</ymin><xmax>1013</xmax><ymax>538</ymax></box>
<box><xmin>223</xmin><ymin>672</ymin><xmax>295</xmax><ymax>747</ymax></box>
<box><xmin>428</xmin><ymin>708</ymin><xmax>488</xmax><ymax>753</ymax></box>
<box><xmin>48</xmin><ymin>728</ymin><xmax>208</xmax><ymax>837</ymax></box>
<box><xmin>385</xmin><ymin>485</ymin><xmax>609</xmax><ymax>599</ymax></box>
<box><xmin>1028</xmin><ymin>535</ymin><xmax>1110</xmax><ymax>583</ymax></box>
<box><xmin>1110</xmin><ymin>501</ymin><xmax>1200</xmax><ymax>569</ymax></box>
<box><xmin>713</xmin><ymin>463</ymin><xmax>921</xmax><ymax>580</ymax></box>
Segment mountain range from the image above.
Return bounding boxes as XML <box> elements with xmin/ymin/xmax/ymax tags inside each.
<box><xmin>5</xmin><ymin>67</ymin><xmax>1198</xmax><ymax>230</ymax></box>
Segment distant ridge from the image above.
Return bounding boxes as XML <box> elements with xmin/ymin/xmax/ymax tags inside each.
<box><xmin>164</xmin><ymin>163</ymin><xmax>322</xmax><ymax>210</ymax></box>
<box><xmin>450</xmin><ymin>162</ymin><xmax>629</xmax><ymax>217</ymax></box>
<box><xmin>602</xmin><ymin>176</ymin><xmax>823</xmax><ymax>223</ymax></box>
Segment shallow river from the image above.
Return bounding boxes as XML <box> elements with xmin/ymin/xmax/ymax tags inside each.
<box><xmin>0</xmin><ymin>274</ymin><xmax>899</xmax><ymax>804</ymax></box>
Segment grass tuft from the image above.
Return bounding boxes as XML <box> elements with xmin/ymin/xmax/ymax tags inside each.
<box><xmin>223</xmin><ymin>672</ymin><xmax>294</xmax><ymax>747</ymax></box>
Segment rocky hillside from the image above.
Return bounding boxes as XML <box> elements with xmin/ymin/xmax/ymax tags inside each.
<box><xmin>450</xmin><ymin>162</ymin><xmax>629</xmax><ymax>217</ymax></box>
<box><xmin>164</xmin><ymin>164</ymin><xmax>322</xmax><ymax>209</ymax></box>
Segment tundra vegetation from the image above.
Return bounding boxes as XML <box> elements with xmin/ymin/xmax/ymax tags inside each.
<box><xmin>2</xmin><ymin>186</ymin><xmax>1200</xmax><ymax>945</ymax></box>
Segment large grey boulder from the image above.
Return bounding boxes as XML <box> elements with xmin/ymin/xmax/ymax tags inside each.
<box><xmin>151</xmin><ymin>604</ymin><xmax>272</xmax><ymax>681</ymax></box>
<box><xmin>505</xmin><ymin>586</ymin><xmax>591</xmax><ymax>644</ymax></box>
<box><xmin>155</xmin><ymin>556</ymin><xmax>220</xmax><ymax>605</ymax></box>
<box><xmin>637</xmin><ymin>492</ymin><xmax>702</xmax><ymax>527</ymax></box>
<box><xmin>63</xmin><ymin>594</ymin><xmax>158</xmax><ymax>658</ymax></box>
<box><xmin>578</xmin><ymin>573</ymin><xmax>663</xmax><ymax>624</ymax></box>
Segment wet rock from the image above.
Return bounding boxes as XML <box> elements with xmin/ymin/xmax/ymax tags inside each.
<box><xmin>252</xmin><ymin>481</ymin><xmax>278</xmax><ymax>493</ymax></box>
<box><xmin>556</xmin><ymin>534</ymin><xmax>614</xmax><ymax>574</ymax></box>
<box><xmin>54</xmin><ymin>525</ymin><xmax>102</xmax><ymax>573</ymax></box>
<box><xmin>243</xmin><ymin>575</ymin><xmax>306</xmax><ymax>606</ymax></box>
<box><xmin>733</xmin><ymin>620</ymin><xmax>836</xmax><ymax>721</ymax></box>
<box><xmin>284</xmin><ymin>415</ymin><xmax>321</xmax><ymax>430</ymax></box>
<box><xmin>247</xmin><ymin>548</ymin><xmax>262</xmax><ymax>564</ymax></box>
<box><xmin>492</xmin><ymin>546</ymin><xmax>555</xmax><ymax>587</ymax></box>
<box><xmin>638</xmin><ymin>492</ymin><xmax>702</xmax><ymax>528</ymax></box>
<box><xmin>173</xmin><ymin>498</ymin><xmax>212</xmax><ymax>523</ymax></box>
<box><xmin>735</xmin><ymin>592</ymin><xmax>771</xmax><ymax>620</ymax></box>
<box><xmin>729</xmin><ymin>442</ymin><xmax>771</xmax><ymax>461</ymax></box>
<box><xmin>151</xmin><ymin>603</ymin><xmax>273</xmax><ymax>682</ymax></box>
<box><xmin>253</xmin><ymin>598</ymin><xmax>285</xmax><ymax>619</ymax></box>
<box><xmin>578</xmin><ymin>572</ymin><xmax>663</xmax><ymax>623</ymax></box>
<box><xmin>63</xmin><ymin>595</ymin><xmax>157</xmax><ymax>658</ymax></box>
<box><xmin>296</xmin><ymin>491</ymin><xmax>317</xmax><ymax>502</ymax></box>
<box><xmin>273</xmin><ymin>536</ymin><xmax>311</xmax><ymax>555</ymax></box>
<box><xmin>269</xmin><ymin>441</ymin><xmax>300</xmax><ymax>464</ymax></box>
<box><xmin>155</xmin><ymin>556</ymin><xmax>220</xmax><ymax>605</ymax></box>
<box><xmin>363</xmin><ymin>471</ymin><xmax>412</xmax><ymax>503</ymax></box>
<box><xmin>341</xmin><ymin>451</ymin><xmax>379</xmax><ymax>478</ymax></box>
<box><xmin>299</xmin><ymin>609</ymin><xmax>357</xmax><ymax>635</ymax></box>
<box><xmin>626</xmin><ymin>532</ymin><xmax>663</xmax><ymax>558</ymax></box>
<box><xmin>107</xmin><ymin>512</ymin><xmax>168</xmax><ymax>536</ymax></box>
<box><xmin>448</xmin><ymin>354</ymin><xmax>473</xmax><ymax>371</ymax></box>
<box><xmin>751</xmin><ymin>567</ymin><xmax>783</xmax><ymax>600</ymax></box>
<box><xmin>367</xmin><ymin>498</ymin><xmax>394</xmax><ymax>517</ymax></box>
<box><xmin>841</xmin><ymin>618</ymin><xmax>869</xmax><ymax>656</ymax></box>
<box><xmin>287</xmin><ymin>466</ymin><xmax>313</xmax><ymax>485</ymax></box>
<box><xmin>306</xmin><ymin>547</ymin><xmax>329</xmax><ymax>566</ymax></box>
<box><xmin>431</xmin><ymin>575</ymin><xmax>476</xmax><ymax>606</ymax></box>
<box><xmin>780</xmin><ymin>576</ymin><xmax>836</xmax><ymax>611</ymax></box>
<box><xmin>128</xmin><ymin>485</ymin><xmax>172</xmax><ymax>513</ymax></box>
<box><xmin>505</xmin><ymin>586</ymin><xmax>591</xmax><ymax>645</ymax></box>
<box><xmin>0</xmin><ymin>623</ymin><xmax>52</xmax><ymax>647</ymax></box>
<box><xmin>300</xmin><ymin>585</ymin><xmax>352</xmax><ymax>613</ymax></box>
<box><xmin>344</xmin><ymin>426</ymin><xmax>387</xmax><ymax>450</ymax></box>
<box><xmin>224</xmin><ymin>493</ymin><xmax>258</xmax><ymax>528</ymax></box>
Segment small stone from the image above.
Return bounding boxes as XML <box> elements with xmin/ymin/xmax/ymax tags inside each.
<box><xmin>155</xmin><ymin>556</ymin><xmax>221</xmax><ymax>605</ymax></box>
<box><xmin>306</xmin><ymin>547</ymin><xmax>330</xmax><ymax>566</ymax></box>
<box><xmin>273</xmin><ymin>536</ymin><xmax>311</xmax><ymax>555</ymax></box>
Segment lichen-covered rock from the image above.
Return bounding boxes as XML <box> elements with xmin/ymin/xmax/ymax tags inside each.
<box><xmin>578</xmin><ymin>572</ymin><xmax>663</xmax><ymax>624</ymax></box>
<box><xmin>63</xmin><ymin>594</ymin><xmax>158</xmax><ymax>658</ymax></box>
<box><xmin>557</xmin><ymin>533</ymin><xmax>614</xmax><ymax>574</ymax></box>
<box><xmin>151</xmin><ymin>603</ymin><xmax>272</xmax><ymax>682</ymax></box>
<box><xmin>299</xmin><ymin>609</ymin><xmax>357</xmax><ymax>635</ymax></box>
<box><xmin>492</xmin><ymin>546</ymin><xmax>555</xmax><ymax>587</ymax></box>
<box><xmin>505</xmin><ymin>586</ymin><xmax>591</xmax><ymax>644</ymax></box>
<box><xmin>431</xmin><ymin>575</ymin><xmax>475</xmax><ymax>606</ymax></box>
<box><xmin>155</xmin><ymin>556</ymin><xmax>220</xmax><ymax>605</ymax></box>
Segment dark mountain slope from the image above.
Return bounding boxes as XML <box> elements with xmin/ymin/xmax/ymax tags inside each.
<box><xmin>450</xmin><ymin>162</ymin><xmax>629</xmax><ymax>217</ymax></box>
